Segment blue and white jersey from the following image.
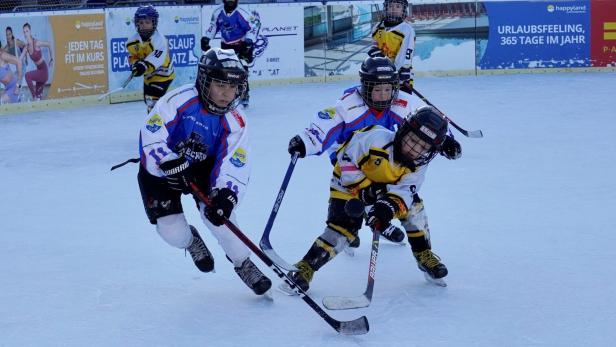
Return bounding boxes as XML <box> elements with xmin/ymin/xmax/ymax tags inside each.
<box><xmin>139</xmin><ymin>84</ymin><xmax>250</xmax><ymax>201</ymax></box>
<box><xmin>297</xmin><ymin>88</ymin><xmax>413</xmax><ymax>163</ymax></box>
<box><xmin>203</xmin><ymin>6</ymin><xmax>260</xmax><ymax>45</ymax></box>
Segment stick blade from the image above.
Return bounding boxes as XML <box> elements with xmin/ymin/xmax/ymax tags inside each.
<box><xmin>260</xmin><ymin>242</ymin><xmax>298</xmax><ymax>272</ymax></box>
<box><xmin>336</xmin><ymin>316</ymin><xmax>370</xmax><ymax>335</ymax></box>
<box><xmin>323</xmin><ymin>294</ymin><xmax>370</xmax><ymax>310</ymax></box>
<box><xmin>466</xmin><ymin>129</ymin><xmax>484</xmax><ymax>138</ymax></box>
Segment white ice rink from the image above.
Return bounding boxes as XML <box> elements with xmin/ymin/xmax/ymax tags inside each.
<box><xmin>1</xmin><ymin>72</ymin><xmax>615</xmax><ymax>346</ymax></box>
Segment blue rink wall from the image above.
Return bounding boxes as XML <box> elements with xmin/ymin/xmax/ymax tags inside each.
<box><xmin>1</xmin><ymin>0</ymin><xmax>615</xmax><ymax>115</ymax></box>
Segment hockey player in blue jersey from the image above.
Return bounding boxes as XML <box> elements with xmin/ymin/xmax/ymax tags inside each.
<box><xmin>137</xmin><ymin>48</ymin><xmax>271</xmax><ymax>296</ymax></box>
<box><xmin>201</xmin><ymin>0</ymin><xmax>261</xmax><ymax>108</ymax></box>
<box><xmin>286</xmin><ymin>56</ymin><xmax>462</xmax><ymax>250</ymax></box>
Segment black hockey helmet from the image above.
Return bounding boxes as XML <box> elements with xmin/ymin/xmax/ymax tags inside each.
<box><xmin>358</xmin><ymin>56</ymin><xmax>399</xmax><ymax>111</ymax></box>
<box><xmin>196</xmin><ymin>48</ymin><xmax>247</xmax><ymax>115</ymax></box>
<box><xmin>224</xmin><ymin>0</ymin><xmax>238</xmax><ymax>13</ymax></box>
<box><xmin>383</xmin><ymin>0</ymin><xmax>409</xmax><ymax>25</ymax></box>
<box><xmin>134</xmin><ymin>5</ymin><xmax>159</xmax><ymax>41</ymax></box>
<box><xmin>394</xmin><ymin>106</ymin><xmax>448</xmax><ymax>169</ymax></box>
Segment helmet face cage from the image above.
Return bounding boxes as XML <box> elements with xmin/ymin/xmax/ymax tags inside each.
<box><xmin>383</xmin><ymin>0</ymin><xmax>409</xmax><ymax>24</ymax></box>
<box><xmin>134</xmin><ymin>5</ymin><xmax>159</xmax><ymax>40</ymax></box>
<box><xmin>394</xmin><ymin>106</ymin><xmax>448</xmax><ymax>169</ymax></box>
<box><xmin>359</xmin><ymin>56</ymin><xmax>400</xmax><ymax>111</ymax></box>
<box><xmin>196</xmin><ymin>49</ymin><xmax>247</xmax><ymax>115</ymax></box>
<box><xmin>360</xmin><ymin>80</ymin><xmax>400</xmax><ymax>111</ymax></box>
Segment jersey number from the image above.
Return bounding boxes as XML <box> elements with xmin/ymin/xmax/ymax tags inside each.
<box><xmin>406</xmin><ymin>48</ymin><xmax>412</xmax><ymax>60</ymax></box>
<box><xmin>153</xmin><ymin>50</ymin><xmax>163</xmax><ymax>58</ymax></box>
<box><xmin>148</xmin><ymin>147</ymin><xmax>170</xmax><ymax>164</ymax></box>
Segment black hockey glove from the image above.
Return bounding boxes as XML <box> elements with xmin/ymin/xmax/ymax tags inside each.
<box><xmin>240</xmin><ymin>39</ymin><xmax>254</xmax><ymax>64</ymax></box>
<box><xmin>399</xmin><ymin>67</ymin><xmax>414</xmax><ymax>94</ymax></box>
<box><xmin>440</xmin><ymin>135</ymin><xmax>462</xmax><ymax>160</ymax></box>
<box><xmin>160</xmin><ymin>157</ymin><xmax>193</xmax><ymax>194</ymax></box>
<box><xmin>204</xmin><ymin>188</ymin><xmax>238</xmax><ymax>226</ymax></box>
<box><xmin>131</xmin><ymin>60</ymin><xmax>147</xmax><ymax>77</ymax></box>
<box><xmin>367</xmin><ymin>46</ymin><xmax>385</xmax><ymax>58</ymax></box>
<box><xmin>359</xmin><ymin>183</ymin><xmax>387</xmax><ymax>205</ymax></box>
<box><xmin>288</xmin><ymin>135</ymin><xmax>306</xmax><ymax>158</ymax></box>
<box><xmin>366</xmin><ymin>197</ymin><xmax>398</xmax><ymax>232</ymax></box>
<box><xmin>200</xmin><ymin>37</ymin><xmax>211</xmax><ymax>52</ymax></box>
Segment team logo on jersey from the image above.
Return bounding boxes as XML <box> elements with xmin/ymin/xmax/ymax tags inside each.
<box><xmin>146</xmin><ymin>114</ymin><xmax>163</xmax><ymax>133</ymax></box>
<box><xmin>229</xmin><ymin>148</ymin><xmax>247</xmax><ymax>167</ymax></box>
<box><xmin>318</xmin><ymin>107</ymin><xmax>336</xmax><ymax>120</ymax></box>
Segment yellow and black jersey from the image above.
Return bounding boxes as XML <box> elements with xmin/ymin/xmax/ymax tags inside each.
<box><xmin>126</xmin><ymin>30</ymin><xmax>175</xmax><ymax>84</ymax></box>
<box><xmin>330</xmin><ymin>125</ymin><xmax>427</xmax><ymax>218</ymax></box>
<box><xmin>371</xmin><ymin>20</ymin><xmax>415</xmax><ymax>72</ymax></box>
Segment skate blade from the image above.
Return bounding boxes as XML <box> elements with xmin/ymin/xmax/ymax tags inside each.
<box><xmin>277</xmin><ymin>282</ymin><xmax>299</xmax><ymax>296</ymax></box>
<box><xmin>423</xmin><ymin>272</ymin><xmax>447</xmax><ymax>287</ymax></box>
<box><xmin>261</xmin><ymin>288</ymin><xmax>274</xmax><ymax>301</ymax></box>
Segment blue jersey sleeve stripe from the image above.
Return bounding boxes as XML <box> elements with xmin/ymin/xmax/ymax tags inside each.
<box><xmin>210</xmin><ymin>117</ymin><xmax>231</xmax><ymax>184</ymax></box>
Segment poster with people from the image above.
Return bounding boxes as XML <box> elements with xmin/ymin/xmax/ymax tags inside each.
<box><xmin>0</xmin><ymin>10</ymin><xmax>107</xmax><ymax>105</ymax></box>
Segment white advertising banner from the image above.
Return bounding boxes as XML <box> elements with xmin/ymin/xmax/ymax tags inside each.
<box><xmin>201</xmin><ymin>3</ymin><xmax>304</xmax><ymax>81</ymax></box>
<box><xmin>105</xmin><ymin>6</ymin><xmax>201</xmax><ymax>92</ymax></box>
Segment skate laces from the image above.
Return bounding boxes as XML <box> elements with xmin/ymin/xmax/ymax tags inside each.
<box><xmin>415</xmin><ymin>249</ymin><xmax>441</xmax><ymax>268</ymax></box>
<box><xmin>187</xmin><ymin>232</ymin><xmax>210</xmax><ymax>262</ymax></box>
<box><xmin>236</xmin><ymin>260</ymin><xmax>264</xmax><ymax>287</ymax></box>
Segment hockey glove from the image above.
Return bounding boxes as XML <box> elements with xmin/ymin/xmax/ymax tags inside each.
<box><xmin>366</xmin><ymin>197</ymin><xmax>398</xmax><ymax>232</ymax></box>
<box><xmin>359</xmin><ymin>183</ymin><xmax>387</xmax><ymax>205</ymax></box>
<box><xmin>200</xmin><ymin>37</ymin><xmax>211</xmax><ymax>52</ymax></box>
<box><xmin>131</xmin><ymin>60</ymin><xmax>148</xmax><ymax>77</ymax></box>
<box><xmin>240</xmin><ymin>39</ymin><xmax>254</xmax><ymax>64</ymax></box>
<box><xmin>288</xmin><ymin>135</ymin><xmax>306</xmax><ymax>158</ymax></box>
<box><xmin>440</xmin><ymin>135</ymin><xmax>462</xmax><ymax>160</ymax></box>
<box><xmin>367</xmin><ymin>46</ymin><xmax>385</xmax><ymax>58</ymax></box>
<box><xmin>160</xmin><ymin>157</ymin><xmax>193</xmax><ymax>194</ymax></box>
<box><xmin>204</xmin><ymin>188</ymin><xmax>238</xmax><ymax>226</ymax></box>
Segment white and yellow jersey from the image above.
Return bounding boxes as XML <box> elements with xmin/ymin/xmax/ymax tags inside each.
<box><xmin>330</xmin><ymin>125</ymin><xmax>427</xmax><ymax>218</ymax></box>
<box><xmin>371</xmin><ymin>20</ymin><xmax>415</xmax><ymax>72</ymax></box>
<box><xmin>126</xmin><ymin>30</ymin><xmax>175</xmax><ymax>84</ymax></box>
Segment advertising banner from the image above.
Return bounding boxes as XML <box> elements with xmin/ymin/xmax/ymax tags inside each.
<box><xmin>105</xmin><ymin>6</ymin><xmax>201</xmax><ymax>93</ymax></box>
<box><xmin>201</xmin><ymin>3</ymin><xmax>304</xmax><ymax>81</ymax></box>
<box><xmin>590</xmin><ymin>0</ymin><xmax>616</xmax><ymax>66</ymax></box>
<box><xmin>0</xmin><ymin>10</ymin><xmax>107</xmax><ymax>105</ymax></box>
<box><xmin>479</xmin><ymin>1</ymin><xmax>591</xmax><ymax>69</ymax></box>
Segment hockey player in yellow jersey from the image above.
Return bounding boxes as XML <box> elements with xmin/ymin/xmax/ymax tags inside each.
<box><xmin>284</xmin><ymin>106</ymin><xmax>450</xmax><ymax>293</ymax></box>
<box><xmin>370</xmin><ymin>0</ymin><xmax>416</xmax><ymax>93</ymax></box>
<box><xmin>126</xmin><ymin>5</ymin><xmax>176</xmax><ymax>112</ymax></box>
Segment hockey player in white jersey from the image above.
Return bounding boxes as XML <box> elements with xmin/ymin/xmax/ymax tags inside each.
<box><xmin>201</xmin><ymin>0</ymin><xmax>261</xmax><ymax>107</ymax></box>
<box><xmin>369</xmin><ymin>0</ymin><xmax>416</xmax><ymax>93</ymax></box>
<box><xmin>137</xmin><ymin>48</ymin><xmax>271</xmax><ymax>296</ymax></box>
<box><xmin>286</xmin><ymin>106</ymin><xmax>450</xmax><ymax>292</ymax></box>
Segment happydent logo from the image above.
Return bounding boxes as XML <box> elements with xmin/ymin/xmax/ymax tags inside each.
<box><xmin>548</xmin><ymin>4</ymin><xmax>587</xmax><ymax>14</ymax></box>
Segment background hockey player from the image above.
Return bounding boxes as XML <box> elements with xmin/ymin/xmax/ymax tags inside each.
<box><xmin>201</xmin><ymin>0</ymin><xmax>261</xmax><ymax>108</ymax></box>
<box><xmin>285</xmin><ymin>106</ymin><xmax>452</xmax><ymax>293</ymax></box>
<box><xmin>137</xmin><ymin>48</ymin><xmax>271</xmax><ymax>296</ymax></box>
<box><xmin>370</xmin><ymin>0</ymin><xmax>416</xmax><ymax>94</ymax></box>
<box><xmin>126</xmin><ymin>5</ymin><xmax>176</xmax><ymax>113</ymax></box>
<box><xmin>287</xmin><ymin>56</ymin><xmax>462</xmax><ymax>250</ymax></box>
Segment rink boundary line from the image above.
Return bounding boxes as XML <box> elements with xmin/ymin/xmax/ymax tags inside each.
<box><xmin>1</xmin><ymin>66</ymin><xmax>614</xmax><ymax>115</ymax></box>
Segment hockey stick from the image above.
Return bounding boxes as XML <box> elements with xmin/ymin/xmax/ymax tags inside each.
<box><xmin>408</xmin><ymin>86</ymin><xmax>484</xmax><ymax>138</ymax></box>
<box><xmin>259</xmin><ymin>152</ymin><xmax>299</xmax><ymax>272</ymax></box>
<box><xmin>97</xmin><ymin>74</ymin><xmax>134</xmax><ymax>101</ymax></box>
<box><xmin>190</xmin><ymin>183</ymin><xmax>369</xmax><ymax>335</ymax></box>
<box><xmin>322</xmin><ymin>227</ymin><xmax>380</xmax><ymax>310</ymax></box>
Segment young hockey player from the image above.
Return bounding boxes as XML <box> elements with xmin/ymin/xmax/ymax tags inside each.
<box><xmin>285</xmin><ymin>106</ymin><xmax>451</xmax><ymax>293</ymax></box>
<box><xmin>369</xmin><ymin>0</ymin><xmax>416</xmax><ymax>93</ymax></box>
<box><xmin>287</xmin><ymin>56</ymin><xmax>461</xmax><ymax>249</ymax></box>
<box><xmin>126</xmin><ymin>5</ymin><xmax>175</xmax><ymax>112</ymax></box>
<box><xmin>201</xmin><ymin>0</ymin><xmax>260</xmax><ymax>108</ymax></box>
<box><xmin>137</xmin><ymin>48</ymin><xmax>271</xmax><ymax>296</ymax></box>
